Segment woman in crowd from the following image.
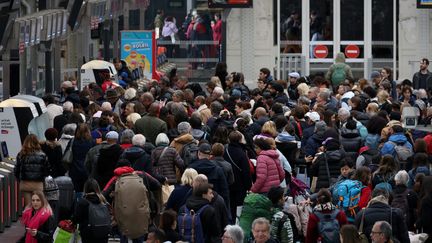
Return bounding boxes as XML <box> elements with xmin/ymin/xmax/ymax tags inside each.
<box><xmin>165</xmin><ymin>168</ymin><xmax>198</xmax><ymax>212</ymax></box>
<box><xmin>339</xmin><ymin>224</ymin><xmax>363</xmax><ymax>243</ymax></box>
<box><xmin>371</xmin><ymin>155</ymin><xmax>399</xmax><ymax>190</ymax></box>
<box><xmin>415</xmin><ymin>176</ymin><xmax>432</xmax><ymax>243</ymax></box>
<box><xmin>19</xmin><ymin>191</ymin><xmax>54</xmax><ymax>243</ymax></box>
<box><xmin>40</xmin><ymin>128</ymin><xmax>65</xmax><ymax>178</ymax></box>
<box><xmin>15</xmin><ymin>134</ymin><xmax>49</xmax><ymax>206</ymax></box>
<box><xmin>151</xmin><ymin>133</ymin><xmax>184</xmax><ymax>185</ymax></box>
<box><xmin>159</xmin><ymin>209</ymin><xmax>180</xmax><ymax>242</ymax></box>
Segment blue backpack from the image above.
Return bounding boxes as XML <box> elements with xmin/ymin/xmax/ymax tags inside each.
<box><xmin>332</xmin><ymin>179</ymin><xmax>364</xmax><ymax>223</ymax></box>
<box><xmin>315</xmin><ymin>210</ymin><xmax>341</xmax><ymax>243</ymax></box>
<box><xmin>178</xmin><ymin>204</ymin><xmax>209</xmax><ymax>243</ymax></box>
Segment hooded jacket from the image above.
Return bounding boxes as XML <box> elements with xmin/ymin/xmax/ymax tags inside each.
<box><xmin>354</xmin><ymin>196</ymin><xmax>410</xmax><ymax>243</ymax></box>
<box><xmin>188</xmin><ymin>158</ymin><xmax>230</xmax><ymax>206</ymax></box>
<box><xmin>151</xmin><ymin>145</ymin><xmax>184</xmax><ymax>184</ymax></box>
<box><xmin>312</xmin><ymin>148</ymin><xmax>346</xmax><ymax>189</ymax></box>
<box><xmin>93</xmin><ymin>143</ymin><xmax>123</xmax><ymax>189</ymax></box>
<box><xmin>69</xmin><ymin>138</ymin><xmax>94</xmax><ymax>192</ymax></box>
<box><xmin>339</xmin><ymin>127</ymin><xmax>363</xmax><ymax>160</ymax></box>
<box><xmin>381</xmin><ymin>133</ymin><xmax>413</xmax><ymax>156</ymax></box>
<box><xmin>184</xmin><ymin>195</ymin><xmax>221</xmax><ymax>243</ymax></box>
<box><xmin>122</xmin><ymin>145</ymin><xmax>165</xmax><ymax>183</ymax></box>
<box><xmin>170</xmin><ymin>133</ymin><xmax>197</xmax><ymax>154</ymax></box>
<box><xmin>304</xmin><ymin>133</ymin><xmax>324</xmax><ymax>157</ymax></box>
<box><xmin>276</xmin><ymin>132</ymin><xmax>298</xmax><ymax>168</ymax></box>
<box><xmin>251</xmin><ymin>150</ymin><xmax>285</xmax><ymax>193</ymax></box>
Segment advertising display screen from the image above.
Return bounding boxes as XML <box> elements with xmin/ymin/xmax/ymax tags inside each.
<box><xmin>418</xmin><ymin>0</ymin><xmax>432</xmax><ymax>8</ymax></box>
<box><xmin>121</xmin><ymin>31</ymin><xmax>154</xmax><ymax>79</ymax></box>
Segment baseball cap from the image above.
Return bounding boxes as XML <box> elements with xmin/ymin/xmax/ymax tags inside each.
<box><xmin>199</xmin><ymin>143</ymin><xmax>212</xmax><ymax>154</ymax></box>
<box><xmin>288</xmin><ymin>72</ymin><xmax>300</xmax><ymax>79</ymax></box>
<box><xmin>305</xmin><ymin>111</ymin><xmax>320</xmax><ymax>122</ymax></box>
<box><xmin>106</xmin><ymin>131</ymin><xmax>119</xmax><ymax>140</ymax></box>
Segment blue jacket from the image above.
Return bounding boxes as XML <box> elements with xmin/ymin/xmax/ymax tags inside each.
<box><xmin>381</xmin><ymin>133</ymin><xmax>412</xmax><ymax>156</ymax></box>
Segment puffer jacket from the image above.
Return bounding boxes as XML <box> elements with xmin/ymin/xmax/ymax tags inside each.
<box><xmin>170</xmin><ymin>133</ymin><xmax>197</xmax><ymax>154</ymax></box>
<box><xmin>312</xmin><ymin>148</ymin><xmax>346</xmax><ymax>189</ymax></box>
<box><xmin>339</xmin><ymin>127</ymin><xmax>363</xmax><ymax>161</ymax></box>
<box><xmin>251</xmin><ymin>150</ymin><xmax>285</xmax><ymax>193</ymax></box>
<box><xmin>276</xmin><ymin>132</ymin><xmax>298</xmax><ymax>168</ymax></box>
<box><xmin>151</xmin><ymin>145</ymin><xmax>184</xmax><ymax>184</ymax></box>
<box><xmin>15</xmin><ymin>151</ymin><xmax>48</xmax><ymax>182</ymax></box>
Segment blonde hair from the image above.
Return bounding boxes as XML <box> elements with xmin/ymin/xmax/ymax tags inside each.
<box><xmin>210</xmin><ymin>76</ymin><xmax>222</xmax><ymax>87</ymax></box>
<box><xmin>261</xmin><ymin>121</ymin><xmax>278</xmax><ymax>138</ymax></box>
<box><xmin>181</xmin><ymin>168</ymin><xmax>198</xmax><ymax>186</ymax></box>
<box><xmin>366</xmin><ymin>102</ymin><xmax>379</xmax><ymax>114</ymax></box>
<box><xmin>297</xmin><ymin>83</ymin><xmax>310</xmax><ymax>96</ymax></box>
<box><xmin>126</xmin><ymin>113</ymin><xmax>142</xmax><ymax>124</ymax></box>
<box><xmin>377</xmin><ymin>90</ymin><xmax>390</xmax><ymax>104</ymax></box>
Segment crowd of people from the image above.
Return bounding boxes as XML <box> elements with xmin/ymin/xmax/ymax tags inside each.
<box><xmin>12</xmin><ymin>56</ymin><xmax>432</xmax><ymax>243</ymax></box>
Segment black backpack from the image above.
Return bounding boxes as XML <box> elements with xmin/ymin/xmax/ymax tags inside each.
<box><xmin>180</xmin><ymin>141</ymin><xmax>199</xmax><ymax>166</ymax></box>
<box><xmin>390</xmin><ymin>189</ymin><xmax>410</xmax><ymax>224</ymax></box>
<box><xmin>87</xmin><ymin>201</ymin><xmax>112</xmax><ymax>238</ymax></box>
<box><xmin>361</xmin><ymin>148</ymin><xmax>381</xmax><ymax>172</ymax></box>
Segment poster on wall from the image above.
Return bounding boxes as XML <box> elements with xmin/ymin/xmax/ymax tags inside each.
<box><xmin>208</xmin><ymin>0</ymin><xmax>253</xmax><ymax>8</ymax></box>
<box><xmin>417</xmin><ymin>0</ymin><xmax>432</xmax><ymax>8</ymax></box>
<box><xmin>0</xmin><ymin>107</ymin><xmax>23</xmax><ymax>158</ymax></box>
<box><xmin>120</xmin><ymin>31</ymin><xmax>155</xmax><ymax>80</ymax></box>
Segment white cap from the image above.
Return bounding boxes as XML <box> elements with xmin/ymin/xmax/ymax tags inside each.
<box><xmin>288</xmin><ymin>72</ymin><xmax>300</xmax><ymax>79</ymax></box>
<box><xmin>305</xmin><ymin>111</ymin><xmax>320</xmax><ymax>122</ymax></box>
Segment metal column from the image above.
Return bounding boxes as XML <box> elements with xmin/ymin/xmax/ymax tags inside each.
<box><xmin>301</xmin><ymin>0</ymin><xmax>310</xmax><ymax>75</ymax></box>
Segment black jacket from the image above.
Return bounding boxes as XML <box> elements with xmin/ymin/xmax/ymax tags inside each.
<box><xmin>224</xmin><ymin>143</ymin><xmax>253</xmax><ymax>195</ymax></box>
<box><xmin>184</xmin><ymin>195</ymin><xmax>221</xmax><ymax>243</ymax></box>
<box><xmin>93</xmin><ymin>144</ymin><xmax>123</xmax><ymax>189</ymax></box>
<box><xmin>354</xmin><ymin>202</ymin><xmax>410</xmax><ymax>243</ymax></box>
<box><xmin>73</xmin><ymin>193</ymin><xmax>109</xmax><ymax>242</ymax></box>
<box><xmin>53</xmin><ymin>111</ymin><xmax>72</xmax><ymax>138</ymax></box>
<box><xmin>311</xmin><ymin>148</ymin><xmax>346</xmax><ymax>189</ymax></box>
<box><xmin>18</xmin><ymin>212</ymin><xmax>55</xmax><ymax>243</ymax></box>
<box><xmin>15</xmin><ymin>151</ymin><xmax>48</xmax><ymax>182</ymax></box>
<box><xmin>69</xmin><ymin>139</ymin><xmax>94</xmax><ymax>192</ymax></box>
<box><xmin>41</xmin><ymin>142</ymin><xmax>66</xmax><ymax>178</ymax></box>
<box><xmin>339</xmin><ymin>127</ymin><xmax>363</xmax><ymax>161</ymax></box>
<box><xmin>416</xmin><ymin>195</ymin><xmax>432</xmax><ymax>242</ymax></box>
<box><xmin>413</xmin><ymin>70</ymin><xmax>432</xmax><ymax>91</ymax></box>
<box><xmin>188</xmin><ymin>158</ymin><xmax>229</xmax><ymax>206</ymax></box>
<box><xmin>211</xmin><ymin>191</ymin><xmax>230</xmax><ymax>236</ymax></box>
<box><xmin>121</xmin><ymin>145</ymin><xmax>165</xmax><ymax>183</ymax></box>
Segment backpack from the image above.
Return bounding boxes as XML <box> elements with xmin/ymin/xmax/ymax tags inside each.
<box><xmin>375</xmin><ymin>174</ymin><xmax>394</xmax><ymax>193</ymax></box>
<box><xmin>390</xmin><ymin>189</ymin><xmax>410</xmax><ymax>223</ymax></box>
<box><xmin>332</xmin><ymin>179</ymin><xmax>364</xmax><ymax>223</ymax></box>
<box><xmin>277</xmin><ymin>211</ymin><xmax>300</xmax><ymax>242</ymax></box>
<box><xmin>408</xmin><ymin>166</ymin><xmax>430</xmax><ymax>187</ymax></box>
<box><xmin>87</xmin><ymin>201</ymin><xmax>112</xmax><ymax>238</ymax></box>
<box><xmin>180</xmin><ymin>141</ymin><xmax>199</xmax><ymax>166</ymax></box>
<box><xmin>178</xmin><ymin>204</ymin><xmax>209</xmax><ymax>243</ymax></box>
<box><xmin>315</xmin><ymin>210</ymin><xmax>341</xmax><ymax>243</ymax></box>
<box><xmin>360</xmin><ymin>148</ymin><xmax>381</xmax><ymax>173</ymax></box>
<box><xmin>390</xmin><ymin>141</ymin><xmax>414</xmax><ymax>164</ymax></box>
<box><xmin>331</xmin><ymin>64</ymin><xmax>347</xmax><ymax>87</ymax></box>
<box><xmin>114</xmin><ymin>173</ymin><xmax>150</xmax><ymax>239</ymax></box>
<box><xmin>61</xmin><ymin>138</ymin><xmax>74</xmax><ymax>170</ymax></box>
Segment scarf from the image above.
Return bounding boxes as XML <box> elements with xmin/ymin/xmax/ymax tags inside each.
<box><xmin>21</xmin><ymin>207</ymin><xmax>52</xmax><ymax>243</ymax></box>
<box><xmin>313</xmin><ymin>202</ymin><xmax>336</xmax><ymax>212</ymax></box>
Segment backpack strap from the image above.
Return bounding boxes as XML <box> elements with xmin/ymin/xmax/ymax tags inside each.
<box><xmin>277</xmin><ymin>211</ymin><xmax>290</xmax><ymax>240</ymax></box>
<box><xmin>324</xmin><ymin>154</ymin><xmax>332</xmax><ymax>186</ymax></box>
<box><xmin>359</xmin><ymin>208</ymin><xmax>366</xmax><ymax>233</ymax></box>
<box><xmin>225</xmin><ymin>148</ymin><xmax>242</xmax><ymax>172</ymax></box>
<box><xmin>154</xmin><ymin>147</ymin><xmax>169</xmax><ymax>166</ymax></box>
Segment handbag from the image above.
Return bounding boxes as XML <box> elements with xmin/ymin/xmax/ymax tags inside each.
<box><xmin>358</xmin><ymin>208</ymin><xmax>369</xmax><ymax>243</ymax></box>
<box><xmin>61</xmin><ymin>139</ymin><xmax>74</xmax><ymax>170</ymax></box>
<box><xmin>161</xmin><ymin>182</ymin><xmax>174</xmax><ymax>205</ymax></box>
<box><xmin>44</xmin><ymin>176</ymin><xmax>59</xmax><ymax>201</ymax></box>
<box><xmin>53</xmin><ymin>227</ymin><xmax>74</xmax><ymax>243</ymax></box>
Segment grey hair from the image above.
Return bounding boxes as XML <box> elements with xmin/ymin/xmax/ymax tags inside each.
<box><xmin>377</xmin><ymin>221</ymin><xmax>392</xmax><ymax>240</ymax></box>
<box><xmin>132</xmin><ymin>134</ymin><xmax>146</xmax><ymax>147</ymax></box>
<box><xmin>417</xmin><ymin>89</ymin><xmax>428</xmax><ymax>99</ymax></box>
<box><xmin>62</xmin><ymin>123</ymin><xmax>77</xmax><ymax>135</ymax></box>
<box><xmin>318</xmin><ymin>90</ymin><xmax>330</xmax><ymax>101</ymax></box>
<box><xmin>338</xmin><ymin>107</ymin><xmax>351</xmax><ymax>122</ymax></box>
<box><xmin>224</xmin><ymin>225</ymin><xmax>244</xmax><ymax>243</ymax></box>
<box><xmin>251</xmin><ymin>217</ymin><xmax>270</xmax><ymax>232</ymax></box>
<box><xmin>120</xmin><ymin>129</ymin><xmax>135</xmax><ymax>144</ymax></box>
<box><xmin>155</xmin><ymin>133</ymin><xmax>170</xmax><ymax>146</ymax></box>
<box><xmin>394</xmin><ymin>170</ymin><xmax>409</xmax><ymax>186</ymax></box>
<box><xmin>63</xmin><ymin>101</ymin><xmax>74</xmax><ymax>112</ymax></box>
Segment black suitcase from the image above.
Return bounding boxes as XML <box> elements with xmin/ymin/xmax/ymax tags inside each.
<box><xmin>54</xmin><ymin>176</ymin><xmax>75</xmax><ymax>220</ymax></box>
<box><xmin>0</xmin><ymin>162</ymin><xmax>17</xmax><ymax>222</ymax></box>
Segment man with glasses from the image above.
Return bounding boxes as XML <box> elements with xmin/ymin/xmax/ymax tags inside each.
<box><xmin>370</xmin><ymin>221</ymin><xmax>393</xmax><ymax>243</ymax></box>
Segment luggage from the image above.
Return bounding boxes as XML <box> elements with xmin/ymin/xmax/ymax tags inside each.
<box><xmin>54</xmin><ymin>176</ymin><xmax>75</xmax><ymax>221</ymax></box>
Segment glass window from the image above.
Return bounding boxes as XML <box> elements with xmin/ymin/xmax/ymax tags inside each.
<box><xmin>280</xmin><ymin>0</ymin><xmax>301</xmax><ymax>53</ymax></box>
<box><xmin>341</xmin><ymin>0</ymin><xmax>364</xmax><ymax>41</ymax></box>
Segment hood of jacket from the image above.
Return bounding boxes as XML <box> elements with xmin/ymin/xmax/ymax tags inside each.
<box><xmin>190</xmin><ymin>159</ymin><xmax>217</xmax><ymax>174</ymax></box>
<box><xmin>335</xmin><ymin>52</ymin><xmax>346</xmax><ymax>63</ymax></box>
<box><xmin>275</xmin><ymin>132</ymin><xmax>296</xmax><ymax>143</ymax></box>
<box><xmin>123</xmin><ymin>146</ymin><xmax>145</xmax><ymax>160</ymax></box>
<box><xmin>173</xmin><ymin>133</ymin><xmax>195</xmax><ymax>144</ymax></box>
<box><xmin>191</xmin><ymin>129</ymin><xmax>204</xmax><ymax>140</ymax></box>
<box><xmin>388</xmin><ymin>133</ymin><xmax>408</xmax><ymax>144</ymax></box>
<box><xmin>113</xmin><ymin>166</ymin><xmax>134</xmax><ymax>176</ymax></box>
<box><xmin>326</xmin><ymin>148</ymin><xmax>345</xmax><ymax>161</ymax></box>
<box><xmin>258</xmin><ymin>149</ymin><xmax>279</xmax><ymax>159</ymax></box>
<box><xmin>185</xmin><ymin>195</ymin><xmax>210</xmax><ymax>211</ymax></box>
<box><xmin>340</xmin><ymin>127</ymin><xmax>360</xmax><ymax>138</ymax></box>
<box><xmin>84</xmin><ymin>193</ymin><xmax>101</xmax><ymax>204</ymax></box>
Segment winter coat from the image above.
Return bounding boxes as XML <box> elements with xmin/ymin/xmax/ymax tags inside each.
<box><xmin>170</xmin><ymin>133</ymin><xmax>197</xmax><ymax>154</ymax></box>
<box><xmin>339</xmin><ymin>127</ymin><xmax>363</xmax><ymax>161</ymax></box>
<box><xmin>134</xmin><ymin>115</ymin><xmax>168</xmax><ymax>145</ymax></box>
<box><xmin>121</xmin><ymin>145</ymin><xmax>165</xmax><ymax>183</ymax></box>
<box><xmin>311</xmin><ymin>148</ymin><xmax>346</xmax><ymax>190</ymax></box>
<box><xmin>212</xmin><ymin>156</ymin><xmax>235</xmax><ymax>185</ymax></box>
<box><xmin>304</xmin><ymin>133</ymin><xmax>324</xmax><ymax>157</ymax></box>
<box><xmin>84</xmin><ymin>143</ymin><xmax>111</xmax><ymax>177</ymax></box>
<box><xmin>151</xmin><ymin>145</ymin><xmax>184</xmax><ymax>185</ymax></box>
<box><xmin>240</xmin><ymin>193</ymin><xmax>273</xmax><ymax>240</ymax></box>
<box><xmin>416</xmin><ymin>195</ymin><xmax>432</xmax><ymax>242</ymax></box>
<box><xmin>270</xmin><ymin>207</ymin><xmax>294</xmax><ymax>243</ymax></box>
<box><xmin>58</xmin><ymin>134</ymin><xmax>74</xmax><ymax>154</ymax></box>
<box><xmin>365</xmin><ymin>133</ymin><xmax>380</xmax><ymax>150</ymax></box>
<box><xmin>210</xmin><ymin>190</ymin><xmax>230</xmax><ymax>237</ymax></box>
<box><xmin>69</xmin><ymin>139</ymin><xmax>95</xmax><ymax>192</ymax></box>
<box><xmin>381</xmin><ymin>133</ymin><xmax>413</xmax><ymax>156</ymax></box>
<box><xmin>248</xmin><ymin>116</ymin><xmax>270</xmax><ymax>136</ymax></box>
<box><xmin>276</xmin><ymin>132</ymin><xmax>298</xmax><ymax>168</ymax></box>
<box><xmin>93</xmin><ymin>143</ymin><xmax>123</xmax><ymax>189</ymax></box>
<box><xmin>393</xmin><ymin>184</ymin><xmax>418</xmax><ymax>231</ymax></box>
<box><xmin>354</xmin><ymin>200</ymin><xmax>410</xmax><ymax>243</ymax></box>
<box><xmin>166</xmin><ymin>184</ymin><xmax>193</xmax><ymax>212</ymax></box>
<box><xmin>305</xmin><ymin>203</ymin><xmax>348</xmax><ymax>243</ymax></box>
<box><xmin>15</xmin><ymin>151</ymin><xmax>48</xmax><ymax>182</ymax></box>
<box><xmin>188</xmin><ymin>158</ymin><xmax>230</xmax><ymax>206</ymax></box>
<box><xmin>251</xmin><ymin>150</ymin><xmax>285</xmax><ymax>193</ymax></box>
<box><xmin>184</xmin><ymin>195</ymin><xmax>221</xmax><ymax>243</ymax></box>
<box><xmin>413</xmin><ymin>70</ymin><xmax>432</xmax><ymax>91</ymax></box>
<box><xmin>53</xmin><ymin>111</ymin><xmax>72</xmax><ymax>138</ymax></box>
<box><xmin>73</xmin><ymin>193</ymin><xmax>109</xmax><ymax>243</ymax></box>
<box><xmin>40</xmin><ymin>142</ymin><xmax>65</xmax><ymax>178</ymax></box>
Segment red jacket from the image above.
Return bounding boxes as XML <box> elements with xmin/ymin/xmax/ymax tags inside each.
<box><xmin>305</xmin><ymin>207</ymin><xmax>348</xmax><ymax>243</ymax></box>
<box><xmin>251</xmin><ymin>149</ymin><xmax>285</xmax><ymax>193</ymax></box>
<box><xmin>358</xmin><ymin>184</ymin><xmax>372</xmax><ymax>209</ymax></box>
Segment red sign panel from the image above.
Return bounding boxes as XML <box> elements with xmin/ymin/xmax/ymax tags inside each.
<box><xmin>313</xmin><ymin>45</ymin><xmax>329</xmax><ymax>59</ymax></box>
<box><xmin>345</xmin><ymin>45</ymin><xmax>360</xmax><ymax>58</ymax></box>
